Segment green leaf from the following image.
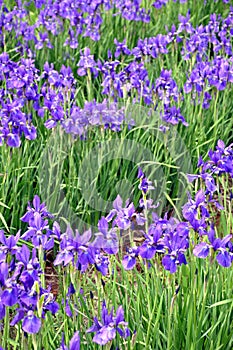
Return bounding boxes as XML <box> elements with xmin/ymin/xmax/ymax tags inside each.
<box><xmin>0</xmin><ymin>201</ymin><xmax>10</xmax><ymax>209</ymax></box>
<box><xmin>208</xmin><ymin>299</ymin><xmax>233</xmax><ymax>308</ymax></box>
<box><xmin>0</xmin><ymin>212</ymin><xmax>10</xmax><ymax>232</ymax></box>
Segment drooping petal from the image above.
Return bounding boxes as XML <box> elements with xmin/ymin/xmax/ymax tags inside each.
<box><xmin>22</xmin><ymin>312</ymin><xmax>41</xmax><ymax>334</ymax></box>
<box><xmin>139</xmin><ymin>244</ymin><xmax>156</xmax><ymax>260</ymax></box>
<box><xmin>10</xmin><ymin>309</ymin><xmax>25</xmax><ymax>326</ymax></box>
<box><xmin>162</xmin><ymin>255</ymin><xmax>177</xmax><ymax>273</ymax></box>
<box><xmin>92</xmin><ymin>326</ymin><xmax>116</xmax><ymax>345</ymax></box>
<box><xmin>86</xmin><ymin>317</ymin><xmax>102</xmax><ymax>334</ymax></box>
<box><xmin>122</xmin><ymin>255</ymin><xmax>136</xmax><ymax>270</ymax></box>
<box><xmin>216</xmin><ymin>251</ymin><xmax>232</xmax><ymax>268</ymax></box>
<box><xmin>1</xmin><ymin>287</ymin><xmax>18</xmax><ymax>306</ymax></box>
<box><xmin>193</xmin><ymin>242</ymin><xmax>210</xmax><ymax>259</ymax></box>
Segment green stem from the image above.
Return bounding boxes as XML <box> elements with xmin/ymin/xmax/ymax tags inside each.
<box><xmin>3</xmin><ymin>307</ymin><xmax>10</xmax><ymax>350</ymax></box>
<box><xmin>32</xmin><ymin>334</ymin><xmax>38</xmax><ymax>350</ymax></box>
<box><xmin>38</xmin><ymin>245</ymin><xmax>45</xmax><ymax>288</ymax></box>
<box><xmin>87</xmin><ymin>68</ymin><xmax>93</xmax><ymax>101</ymax></box>
<box><xmin>142</xmin><ymin>191</ymin><xmax>148</xmax><ymax>234</ymax></box>
<box><xmin>213</xmin><ymin>89</ymin><xmax>219</xmax><ymax>141</ymax></box>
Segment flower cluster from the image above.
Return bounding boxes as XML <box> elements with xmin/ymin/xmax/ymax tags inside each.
<box><xmin>122</xmin><ymin>215</ymin><xmax>190</xmax><ymax>273</ymax></box>
<box><xmin>0</xmin><ymin>195</ymin><xmax>132</xmax><ymax>344</ymax></box>
<box><xmin>183</xmin><ymin>140</ymin><xmax>233</xmax><ymax>267</ymax></box>
<box><xmin>193</xmin><ymin>224</ymin><xmax>232</xmax><ymax>267</ymax></box>
<box><xmin>0</xmin><ymin>195</ymin><xmax>60</xmax><ymax>334</ymax></box>
<box><xmin>153</xmin><ymin>0</ymin><xmax>187</xmax><ymax>10</ymax></box>
<box><xmin>153</xmin><ymin>0</ymin><xmax>228</xmax><ymax>11</ymax></box>
<box><xmin>0</xmin><ymin>54</ymin><xmax>135</xmax><ymax>146</ymax></box>
<box><xmin>154</xmin><ymin>69</ymin><xmax>188</xmax><ymax>126</ymax></box>
<box><xmin>112</xmin><ymin>8</ymin><xmax>233</xmax><ymax>114</ymax></box>
<box><xmin>0</xmin><ymin>53</ymin><xmax>39</xmax><ymax>147</ymax></box>
<box><xmin>0</xmin><ymin>137</ymin><xmax>233</xmax><ymax>345</ymax></box>
<box><xmin>184</xmin><ymin>57</ymin><xmax>233</xmax><ymax>108</ymax></box>
<box><xmin>38</xmin><ymin>62</ymin><xmax>77</xmax><ymax>129</ymax></box>
<box><xmin>77</xmin><ymin>47</ymin><xmax>99</xmax><ymax>77</ymax></box>
<box><xmin>52</xmin><ymin>192</ymin><xmax>146</xmax><ymax>275</ymax></box>
<box><xmin>0</xmin><ymin>0</ymin><xmax>151</xmax><ymax>55</ymax></box>
<box><xmin>1</xmin><ymin>5</ymin><xmax>232</xmax><ymax>148</ymax></box>
<box><xmin>61</xmin><ymin>100</ymin><xmax>133</xmax><ymax>137</ymax></box>
<box><xmin>100</xmin><ymin>59</ymin><xmax>153</xmax><ymax>105</ymax></box>
<box><xmin>0</xmin><ymin>0</ymin><xmax>232</xmax><ymax>348</ymax></box>
<box><xmin>52</xmin><ymin>223</ymin><xmax>110</xmax><ymax>276</ymax></box>
<box><xmin>0</xmin><ymin>232</ymin><xmax>59</xmax><ymax>334</ymax></box>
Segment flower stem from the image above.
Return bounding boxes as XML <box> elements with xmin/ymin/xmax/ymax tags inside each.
<box><xmin>3</xmin><ymin>307</ymin><xmax>10</xmax><ymax>350</ymax></box>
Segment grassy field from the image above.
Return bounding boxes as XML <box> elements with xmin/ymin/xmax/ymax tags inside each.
<box><xmin>0</xmin><ymin>0</ymin><xmax>232</xmax><ymax>349</ymax></box>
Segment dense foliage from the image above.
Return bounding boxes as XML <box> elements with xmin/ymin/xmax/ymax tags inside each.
<box><xmin>0</xmin><ymin>0</ymin><xmax>232</xmax><ymax>349</ymax></box>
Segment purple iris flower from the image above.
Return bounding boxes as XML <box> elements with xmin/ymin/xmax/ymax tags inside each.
<box><xmin>136</xmin><ymin>216</ymin><xmax>189</xmax><ymax>273</ymax></box>
<box><xmin>75</xmin><ymin>235</ymin><xmax>96</xmax><ymax>269</ymax></box>
<box><xmin>53</xmin><ymin>242</ymin><xmax>74</xmax><ymax>267</ymax></box>
<box><xmin>122</xmin><ymin>247</ymin><xmax>139</xmax><ymax>270</ymax></box>
<box><xmin>184</xmin><ymin>68</ymin><xmax>205</xmax><ymax>94</ymax></box>
<box><xmin>1</xmin><ymin>286</ymin><xmax>18</xmax><ymax>306</ymax></box>
<box><xmin>177</xmin><ymin>11</ymin><xmax>193</xmax><ymax>34</ymax></box>
<box><xmin>161</xmin><ymin>228</ymin><xmax>189</xmax><ymax>273</ymax></box>
<box><xmin>138</xmin><ymin>198</ymin><xmax>159</xmax><ymax>211</ymax></box>
<box><xmin>155</xmin><ymin>69</ymin><xmax>180</xmax><ymax>104</ymax></box>
<box><xmin>19</xmin><ymin>264</ymin><xmax>40</xmax><ymax>291</ymax></box>
<box><xmin>162</xmin><ymin>106</ymin><xmax>188</xmax><ymax>126</ymax></box>
<box><xmin>138</xmin><ymin>167</ymin><xmax>154</xmax><ymax>194</ymax></box>
<box><xmin>193</xmin><ymin>225</ymin><xmax>232</xmax><ymax>267</ymax></box>
<box><xmin>87</xmin><ymin>301</ymin><xmax>130</xmax><ymax>345</ymax></box>
<box><xmin>54</xmin><ymin>227</ymin><xmax>96</xmax><ymax>271</ymax></box>
<box><xmin>65</xmin><ymin>299</ymin><xmax>73</xmax><ymax>317</ymax></box>
<box><xmin>182</xmin><ymin>190</ymin><xmax>209</xmax><ymax>232</ymax></box>
<box><xmin>202</xmin><ymin>174</ymin><xmax>217</xmax><ymax>194</ymax></box>
<box><xmin>77</xmin><ymin>47</ymin><xmax>98</xmax><ymax>77</ymax></box>
<box><xmin>20</xmin><ymin>195</ymin><xmax>53</xmax><ymax>223</ymax></box>
<box><xmin>22</xmin><ymin>311</ymin><xmax>41</xmax><ymax>334</ymax></box>
<box><xmin>0</xmin><ymin>54</ymin><xmax>40</xmax><ymax>148</ymax></box>
<box><xmin>69</xmin><ymin>331</ymin><xmax>80</xmax><ymax>350</ymax></box>
<box><xmin>94</xmin><ymin>251</ymin><xmax>109</xmax><ymax>276</ymax></box>
<box><xmin>184</xmin><ymin>141</ymin><xmax>233</xmax><ymax>225</ymax></box>
<box><xmin>152</xmin><ymin>0</ymin><xmax>168</xmax><ymax>9</ymax></box>
<box><xmin>93</xmin><ymin>217</ymin><xmax>119</xmax><ymax>254</ymax></box>
<box><xmin>10</xmin><ymin>308</ymin><xmax>25</xmax><ymax>327</ymax></box>
<box><xmin>21</xmin><ymin>212</ymin><xmax>53</xmax><ymax>249</ymax></box>
<box><xmin>0</xmin><ymin>230</ymin><xmax>20</xmax><ymax>256</ymax></box>
<box><xmin>114</xmin><ymin>39</ymin><xmax>131</xmax><ymax>57</ymax></box>
<box><xmin>139</xmin><ymin>225</ymin><xmax>165</xmax><ymax>259</ymax></box>
<box><xmin>107</xmin><ymin>195</ymin><xmax>145</xmax><ymax>231</ymax></box>
<box><xmin>35</xmin><ymin>31</ymin><xmax>53</xmax><ymax>50</ymax></box>
<box><xmin>15</xmin><ymin>245</ymin><xmax>41</xmax><ymax>289</ymax></box>
<box><xmin>203</xmin><ymin>140</ymin><xmax>233</xmax><ymax>177</ymax></box>
<box><xmin>7</xmin><ymin>133</ymin><xmax>21</xmax><ymax>148</ymax></box>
